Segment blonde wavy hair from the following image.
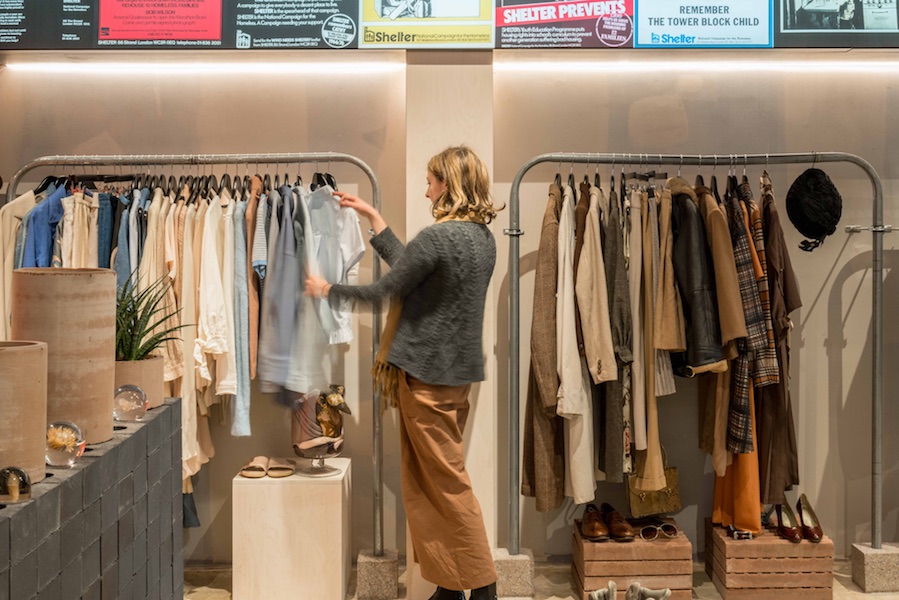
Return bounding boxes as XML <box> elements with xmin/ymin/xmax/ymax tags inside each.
<box><xmin>427</xmin><ymin>145</ymin><xmax>504</xmax><ymax>224</ymax></box>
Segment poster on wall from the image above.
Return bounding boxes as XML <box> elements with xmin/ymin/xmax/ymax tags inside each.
<box><xmin>495</xmin><ymin>0</ymin><xmax>634</xmax><ymax>48</ymax></box>
<box><xmin>226</xmin><ymin>0</ymin><xmax>358</xmax><ymax>49</ymax></box>
<box><xmin>635</xmin><ymin>0</ymin><xmax>773</xmax><ymax>48</ymax></box>
<box><xmin>781</xmin><ymin>0</ymin><xmax>897</xmax><ymax>32</ymax></box>
<box><xmin>98</xmin><ymin>0</ymin><xmax>222</xmax><ymax>46</ymax></box>
<box><xmin>0</xmin><ymin>0</ymin><xmax>359</xmax><ymax>49</ymax></box>
<box><xmin>358</xmin><ymin>0</ymin><xmax>494</xmax><ymax>48</ymax></box>
<box><xmin>776</xmin><ymin>0</ymin><xmax>899</xmax><ymax>47</ymax></box>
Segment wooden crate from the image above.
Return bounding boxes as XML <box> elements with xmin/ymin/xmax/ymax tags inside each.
<box><xmin>572</xmin><ymin>519</ymin><xmax>693</xmax><ymax>600</ymax></box>
<box><xmin>704</xmin><ymin>519</ymin><xmax>833</xmax><ymax>600</ymax></box>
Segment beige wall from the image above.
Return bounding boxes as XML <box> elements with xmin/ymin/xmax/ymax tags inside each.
<box><xmin>1</xmin><ymin>47</ymin><xmax>897</xmax><ymax>565</ymax></box>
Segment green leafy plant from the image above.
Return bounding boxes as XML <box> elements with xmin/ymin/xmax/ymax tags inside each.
<box><xmin>115</xmin><ymin>274</ymin><xmax>185</xmax><ymax>362</ymax></box>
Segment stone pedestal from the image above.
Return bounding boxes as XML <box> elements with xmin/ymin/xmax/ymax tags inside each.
<box><xmin>355</xmin><ymin>549</ymin><xmax>398</xmax><ymax>600</ymax></box>
<box><xmin>851</xmin><ymin>542</ymin><xmax>899</xmax><ymax>592</ymax></box>
<box><xmin>494</xmin><ymin>547</ymin><xmax>535</xmax><ymax>599</ymax></box>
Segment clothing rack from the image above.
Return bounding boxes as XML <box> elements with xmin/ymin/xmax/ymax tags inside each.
<box><xmin>505</xmin><ymin>152</ymin><xmax>887</xmax><ymax>556</ymax></box>
<box><xmin>6</xmin><ymin>152</ymin><xmax>390</xmax><ymax>557</ymax></box>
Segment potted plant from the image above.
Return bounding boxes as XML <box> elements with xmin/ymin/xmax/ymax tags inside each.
<box><xmin>114</xmin><ymin>274</ymin><xmax>184</xmax><ymax>410</ymax></box>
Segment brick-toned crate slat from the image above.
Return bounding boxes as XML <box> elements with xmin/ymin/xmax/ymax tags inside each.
<box><xmin>708</xmin><ymin>520</ymin><xmax>833</xmax><ymax>559</ymax></box>
<box><xmin>572</xmin><ymin>564</ymin><xmax>693</xmax><ymax>600</ymax></box>
<box><xmin>704</xmin><ymin>519</ymin><xmax>833</xmax><ymax>600</ymax></box>
<box><xmin>722</xmin><ymin>555</ymin><xmax>833</xmax><ymax>574</ymax></box>
<box><xmin>574</xmin><ymin>520</ymin><xmax>692</xmax><ymax>561</ymax></box>
<box><xmin>573</xmin><ymin>536</ymin><xmax>692</xmax><ymax>576</ymax></box>
<box><xmin>710</xmin><ymin>572</ymin><xmax>833</xmax><ymax>600</ymax></box>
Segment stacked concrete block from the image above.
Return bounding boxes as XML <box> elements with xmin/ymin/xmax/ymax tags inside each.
<box><xmin>0</xmin><ymin>399</ymin><xmax>182</xmax><ymax>600</ymax></box>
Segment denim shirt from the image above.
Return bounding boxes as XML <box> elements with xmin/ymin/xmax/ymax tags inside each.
<box><xmin>22</xmin><ymin>185</ymin><xmax>66</xmax><ymax>268</ymax></box>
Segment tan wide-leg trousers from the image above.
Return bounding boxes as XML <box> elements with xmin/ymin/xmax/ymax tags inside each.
<box><xmin>398</xmin><ymin>372</ymin><xmax>497</xmax><ymax>591</ymax></box>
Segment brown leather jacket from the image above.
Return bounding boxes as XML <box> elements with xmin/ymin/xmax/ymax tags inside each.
<box><xmin>667</xmin><ymin>177</ymin><xmax>726</xmax><ymax>376</ymax></box>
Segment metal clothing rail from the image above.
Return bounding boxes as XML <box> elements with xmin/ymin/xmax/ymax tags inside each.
<box><xmin>506</xmin><ymin>152</ymin><xmax>886</xmax><ymax>555</ymax></box>
<box><xmin>7</xmin><ymin>152</ymin><xmax>389</xmax><ymax>557</ymax></box>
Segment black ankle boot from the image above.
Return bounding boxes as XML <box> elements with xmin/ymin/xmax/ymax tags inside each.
<box><xmin>469</xmin><ymin>582</ymin><xmax>497</xmax><ymax>600</ymax></box>
<box><xmin>429</xmin><ymin>587</ymin><xmax>466</xmax><ymax>600</ymax></box>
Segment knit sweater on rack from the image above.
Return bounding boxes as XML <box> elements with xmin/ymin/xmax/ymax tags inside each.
<box><xmin>328</xmin><ymin>222</ymin><xmax>496</xmax><ymax>387</ymax></box>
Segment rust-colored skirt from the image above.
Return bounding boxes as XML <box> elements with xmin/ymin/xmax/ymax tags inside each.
<box><xmin>398</xmin><ymin>372</ymin><xmax>497</xmax><ymax>591</ymax></box>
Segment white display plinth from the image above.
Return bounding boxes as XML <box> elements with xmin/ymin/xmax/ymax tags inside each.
<box><xmin>232</xmin><ymin>457</ymin><xmax>351</xmax><ymax>600</ymax></box>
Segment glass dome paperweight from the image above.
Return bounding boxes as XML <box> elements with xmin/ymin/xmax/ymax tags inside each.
<box><xmin>46</xmin><ymin>421</ymin><xmax>86</xmax><ymax>468</ymax></box>
<box><xmin>291</xmin><ymin>385</ymin><xmax>351</xmax><ymax>477</ymax></box>
<box><xmin>0</xmin><ymin>466</ymin><xmax>31</xmax><ymax>504</ymax></box>
<box><xmin>113</xmin><ymin>384</ymin><xmax>148</xmax><ymax>422</ymax></box>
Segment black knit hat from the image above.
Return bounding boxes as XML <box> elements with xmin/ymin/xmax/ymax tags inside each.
<box><xmin>786</xmin><ymin>168</ymin><xmax>842</xmax><ymax>252</ymax></box>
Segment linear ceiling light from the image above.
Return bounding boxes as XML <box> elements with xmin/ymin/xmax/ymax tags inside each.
<box><xmin>4</xmin><ymin>61</ymin><xmax>404</xmax><ymax>76</ymax></box>
<box><xmin>494</xmin><ymin>60</ymin><xmax>899</xmax><ymax>74</ymax></box>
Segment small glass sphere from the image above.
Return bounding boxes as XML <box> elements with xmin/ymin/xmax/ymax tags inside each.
<box><xmin>0</xmin><ymin>466</ymin><xmax>31</xmax><ymax>504</ymax></box>
<box><xmin>113</xmin><ymin>384</ymin><xmax>148</xmax><ymax>422</ymax></box>
<box><xmin>46</xmin><ymin>421</ymin><xmax>86</xmax><ymax>468</ymax></box>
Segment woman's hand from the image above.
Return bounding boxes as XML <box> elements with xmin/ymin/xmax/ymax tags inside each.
<box><xmin>305</xmin><ymin>274</ymin><xmax>331</xmax><ymax>299</ymax></box>
<box><xmin>332</xmin><ymin>190</ymin><xmax>388</xmax><ymax>234</ymax></box>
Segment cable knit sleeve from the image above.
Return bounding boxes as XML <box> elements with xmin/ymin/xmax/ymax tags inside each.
<box><xmin>369</xmin><ymin>226</ymin><xmax>406</xmax><ymax>267</ymax></box>
<box><xmin>328</xmin><ymin>226</ymin><xmax>437</xmax><ymax>307</ymax></box>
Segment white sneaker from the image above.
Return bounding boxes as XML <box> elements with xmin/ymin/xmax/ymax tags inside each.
<box><xmin>587</xmin><ymin>580</ymin><xmax>617</xmax><ymax>600</ymax></box>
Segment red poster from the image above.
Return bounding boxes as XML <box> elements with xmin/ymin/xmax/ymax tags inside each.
<box><xmin>496</xmin><ymin>0</ymin><xmax>634</xmax><ymax>48</ymax></box>
<box><xmin>99</xmin><ymin>0</ymin><xmax>222</xmax><ymax>42</ymax></box>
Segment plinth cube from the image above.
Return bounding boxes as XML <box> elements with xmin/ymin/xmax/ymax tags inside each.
<box><xmin>232</xmin><ymin>458</ymin><xmax>351</xmax><ymax>599</ymax></box>
<box><xmin>704</xmin><ymin>518</ymin><xmax>833</xmax><ymax>600</ymax></box>
<box><xmin>573</xmin><ymin>519</ymin><xmax>693</xmax><ymax>600</ymax></box>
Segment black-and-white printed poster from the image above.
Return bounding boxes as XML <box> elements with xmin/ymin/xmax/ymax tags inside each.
<box><xmin>777</xmin><ymin>0</ymin><xmax>899</xmax><ymax>46</ymax></box>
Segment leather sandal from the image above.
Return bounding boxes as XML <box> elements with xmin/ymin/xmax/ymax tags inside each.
<box><xmin>266</xmin><ymin>457</ymin><xmax>295</xmax><ymax>478</ymax></box>
<box><xmin>238</xmin><ymin>456</ymin><xmax>269</xmax><ymax>478</ymax></box>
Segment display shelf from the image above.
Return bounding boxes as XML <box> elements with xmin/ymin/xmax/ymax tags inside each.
<box><xmin>704</xmin><ymin>518</ymin><xmax>833</xmax><ymax>600</ymax></box>
<box><xmin>0</xmin><ymin>400</ymin><xmax>183</xmax><ymax>600</ymax></box>
<box><xmin>572</xmin><ymin>518</ymin><xmax>693</xmax><ymax>600</ymax></box>
<box><xmin>232</xmin><ymin>457</ymin><xmax>352</xmax><ymax>600</ymax></box>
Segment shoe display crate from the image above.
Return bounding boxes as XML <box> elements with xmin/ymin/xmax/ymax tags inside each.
<box><xmin>703</xmin><ymin>519</ymin><xmax>834</xmax><ymax>599</ymax></box>
<box><xmin>572</xmin><ymin>519</ymin><xmax>693</xmax><ymax>600</ymax></box>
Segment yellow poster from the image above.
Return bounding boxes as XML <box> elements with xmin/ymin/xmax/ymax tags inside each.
<box><xmin>359</xmin><ymin>0</ymin><xmax>494</xmax><ymax>47</ymax></box>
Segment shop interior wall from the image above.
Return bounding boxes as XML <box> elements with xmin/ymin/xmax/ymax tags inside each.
<box><xmin>0</xmin><ymin>50</ymin><xmax>409</xmax><ymax>563</ymax></box>
<box><xmin>492</xmin><ymin>48</ymin><xmax>899</xmax><ymax>560</ymax></box>
<box><xmin>3</xmin><ymin>46</ymin><xmax>898</xmax><ymax>567</ymax></box>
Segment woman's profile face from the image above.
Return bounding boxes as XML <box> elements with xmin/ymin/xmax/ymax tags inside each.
<box><xmin>426</xmin><ymin>171</ymin><xmax>447</xmax><ymax>203</ymax></box>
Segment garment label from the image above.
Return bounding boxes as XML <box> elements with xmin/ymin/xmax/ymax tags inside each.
<box><xmin>635</xmin><ymin>0</ymin><xmax>772</xmax><ymax>47</ymax></box>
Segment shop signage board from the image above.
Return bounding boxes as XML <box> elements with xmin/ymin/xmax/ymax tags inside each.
<box><xmin>495</xmin><ymin>0</ymin><xmax>635</xmax><ymax>48</ymax></box>
<box><xmin>635</xmin><ymin>0</ymin><xmax>774</xmax><ymax>47</ymax></box>
<box><xmin>358</xmin><ymin>0</ymin><xmax>495</xmax><ymax>48</ymax></box>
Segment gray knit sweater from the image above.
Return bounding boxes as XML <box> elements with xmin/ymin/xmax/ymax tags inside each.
<box><xmin>328</xmin><ymin>221</ymin><xmax>496</xmax><ymax>386</ymax></box>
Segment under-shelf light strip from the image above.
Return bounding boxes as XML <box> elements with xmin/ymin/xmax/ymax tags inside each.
<box><xmin>494</xmin><ymin>59</ymin><xmax>899</xmax><ymax>74</ymax></box>
<box><xmin>3</xmin><ymin>61</ymin><xmax>405</xmax><ymax>75</ymax></box>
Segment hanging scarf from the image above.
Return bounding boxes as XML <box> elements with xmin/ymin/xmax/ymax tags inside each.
<box><xmin>374</xmin><ymin>212</ymin><xmax>488</xmax><ymax>412</ymax></box>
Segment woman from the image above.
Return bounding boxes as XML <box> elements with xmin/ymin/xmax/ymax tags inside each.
<box><xmin>306</xmin><ymin>146</ymin><xmax>502</xmax><ymax>600</ymax></box>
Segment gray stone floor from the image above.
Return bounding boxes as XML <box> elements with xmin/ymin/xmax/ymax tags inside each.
<box><xmin>183</xmin><ymin>559</ymin><xmax>899</xmax><ymax>599</ymax></box>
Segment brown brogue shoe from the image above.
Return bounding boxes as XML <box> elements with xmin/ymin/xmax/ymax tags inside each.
<box><xmin>581</xmin><ymin>504</ymin><xmax>610</xmax><ymax>542</ymax></box>
<box><xmin>600</xmin><ymin>503</ymin><xmax>635</xmax><ymax>542</ymax></box>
